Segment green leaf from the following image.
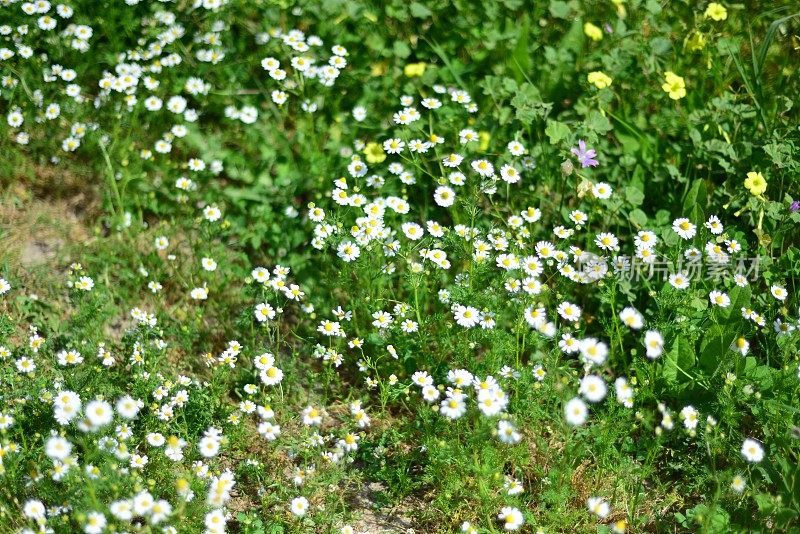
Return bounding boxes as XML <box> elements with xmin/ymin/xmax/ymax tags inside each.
<box><xmin>655</xmin><ymin>209</ymin><xmax>672</xmax><ymax>226</ymax></box>
<box><xmin>764</xmin><ymin>141</ymin><xmax>797</xmax><ymax>169</ymax></box>
<box><xmin>624</xmin><ymin>186</ymin><xmax>645</xmax><ymax>206</ymax></box>
<box><xmin>699</xmin><ymin>325</ymin><xmax>736</xmax><ymax>372</ymax></box>
<box><xmin>689</xmin><ymin>296</ymin><xmax>709</xmax><ymax>312</ymax></box>
<box><xmin>511</xmin><ymin>83</ymin><xmax>552</xmax><ymax>123</ymax></box>
<box><xmin>585</xmin><ymin>110</ymin><xmax>613</xmax><ymax>134</ymax></box>
<box><xmin>719</xmin><ymin>285</ymin><xmax>750</xmax><ymax>323</ymax></box>
<box><xmin>663</xmin><ymin>335</ymin><xmax>696</xmax><ymax>384</ymax></box>
<box><xmin>409</xmin><ymin>2</ymin><xmax>432</xmax><ymax>18</ymax></box>
<box><xmin>754</xmin><ymin>493</ymin><xmax>775</xmax><ymax>514</ymax></box>
<box><xmin>650</xmin><ymin>37</ymin><xmax>672</xmax><ymax>55</ymax></box>
<box><xmin>561</xmin><ymin>18</ymin><xmax>585</xmax><ymax>54</ymax></box>
<box><xmin>223</xmin><ymin>188</ymin><xmax>266</xmax><ymax>203</ymax></box>
<box><xmin>744</xmin><ymin>362</ymin><xmax>774</xmax><ymax>390</ymax></box>
<box><xmin>548</xmin><ymin>0</ymin><xmax>570</xmax><ymax>18</ymax></box>
<box><xmin>645</xmin><ymin>0</ymin><xmax>662</xmax><ymax>15</ymax></box>
<box><xmin>775</xmin><ymin>508</ymin><xmax>799</xmax><ymax>528</ymax></box>
<box><xmin>616</xmin><ymin>132</ymin><xmax>640</xmax><ymax>155</ymax></box>
<box><xmin>662</xmin><ymin>226</ymin><xmax>680</xmax><ymax>247</ymax></box>
<box><xmin>392</xmin><ymin>40</ymin><xmax>411</xmax><ymax>58</ymax></box>
<box><xmin>365</xmin><ymin>32</ymin><xmax>385</xmax><ymax>51</ymax></box>
<box><xmin>545</xmin><ymin>120</ymin><xmax>570</xmax><ymax>145</ymax></box>
<box><xmin>683</xmin><ymin>179</ymin><xmax>707</xmax><ymax>213</ymax></box>
<box><xmin>631</xmin><ymin>165</ymin><xmax>645</xmax><ymax>191</ymax></box>
<box><xmin>510</xmin><ymin>16</ymin><xmax>532</xmax><ymax>82</ymax></box>
<box><xmin>629</xmin><ymin>209</ymin><xmax>648</xmax><ymax>228</ymax></box>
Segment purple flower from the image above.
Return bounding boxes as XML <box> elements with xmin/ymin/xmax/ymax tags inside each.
<box><xmin>791</xmin><ymin>200</ymin><xmax>800</xmax><ymax>212</ymax></box>
<box><xmin>571</xmin><ymin>140</ymin><xmax>599</xmax><ymax>168</ymax></box>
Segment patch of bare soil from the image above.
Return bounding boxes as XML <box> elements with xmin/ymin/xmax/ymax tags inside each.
<box><xmin>1</xmin><ymin>164</ymin><xmax>98</xmax><ymax>269</ymax></box>
<box><xmin>351</xmin><ymin>482</ymin><xmax>416</xmax><ymax>533</ymax></box>
<box><xmin>0</xmin><ymin>196</ymin><xmax>91</xmax><ymax>269</ymax></box>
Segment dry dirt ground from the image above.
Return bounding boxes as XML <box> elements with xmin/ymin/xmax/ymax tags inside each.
<box><xmin>1</xmin><ymin>165</ymin><xmax>98</xmax><ymax>270</ymax></box>
<box><xmin>350</xmin><ymin>482</ymin><xmax>416</xmax><ymax>533</ymax></box>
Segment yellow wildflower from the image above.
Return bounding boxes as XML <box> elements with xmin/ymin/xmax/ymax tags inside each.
<box><xmin>478</xmin><ymin>131</ymin><xmax>491</xmax><ymax>152</ymax></box>
<box><xmin>662</xmin><ymin>71</ymin><xmax>686</xmax><ymax>100</ymax></box>
<box><xmin>685</xmin><ymin>31</ymin><xmax>706</xmax><ymax>52</ymax></box>
<box><xmin>744</xmin><ymin>171</ymin><xmax>767</xmax><ymax>196</ymax></box>
<box><xmin>403</xmin><ymin>62</ymin><xmax>426</xmax><ymax>77</ymax></box>
<box><xmin>587</xmin><ymin>71</ymin><xmax>613</xmax><ymax>89</ymax></box>
<box><xmin>370</xmin><ymin>62</ymin><xmax>387</xmax><ymax>77</ymax></box>
<box><xmin>584</xmin><ymin>22</ymin><xmax>603</xmax><ymax>42</ymax></box>
<box><xmin>704</xmin><ymin>3</ymin><xmax>727</xmax><ymax>21</ymax></box>
<box><xmin>363</xmin><ymin>142</ymin><xmax>386</xmax><ymax>164</ymax></box>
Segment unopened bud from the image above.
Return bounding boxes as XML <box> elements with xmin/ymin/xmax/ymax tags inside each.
<box><xmin>561</xmin><ymin>159</ymin><xmax>575</xmax><ymax>176</ymax></box>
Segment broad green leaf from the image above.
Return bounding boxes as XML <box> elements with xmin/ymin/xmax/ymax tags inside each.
<box><xmin>662</xmin><ymin>227</ymin><xmax>680</xmax><ymax>247</ymax></box>
<box><xmin>585</xmin><ymin>110</ymin><xmax>613</xmax><ymax>134</ymax></box>
<box><xmin>624</xmin><ymin>186</ymin><xmax>644</xmax><ymax>206</ymax></box>
<box><xmin>699</xmin><ymin>325</ymin><xmax>736</xmax><ymax>372</ymax></box>
<box><xmin>548</xmin><ymin>0</ymin><xmax>570</xmax><ymax>18</ymax></box>
<box><xmin>683</xmin><ymin>179</ymin><xmax>707</xmax><ymax>213</ymax></box>
<box><xmin>545</xmin><ymin>120</ymin><xmax>570</xmax><ymax>144</ymax></box>
<box><xmin>392</xmin><ymin>41</ymin><xmax>411</xmax><ymax>58</ymax></box>
<box><xmin>719</xmin><ymin>285</ymin><xmax>750</xmax><ymax>323</ymax></box>
<box><xmin>663</xmin><ymin>335</ymin><xmax>695</xmax><ymax>384</ymax></box>
<box><xmin>629</xmin><ymin>209</ymin><xmax>648</xmax><ymax>228</ymax></box>
<box><xmin>409</xmin><ymin>2</ymin><xmax>432</xmax><ymax>18</ymax></box>
<box><xmin>510</xmin><ymin>15</ymin><xmax>532</xmax><ymax>82</ymax></box>
<box><xmin>511</xmin><ymin>83</ymin><xmax>552</xmax><ymax>123</ymax></box>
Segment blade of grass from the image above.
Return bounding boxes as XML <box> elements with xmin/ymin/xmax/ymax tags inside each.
<box><xmin>425</xmin><ymin>37</ymin><xmax>465</xmax><ymax>87</ymax></box>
